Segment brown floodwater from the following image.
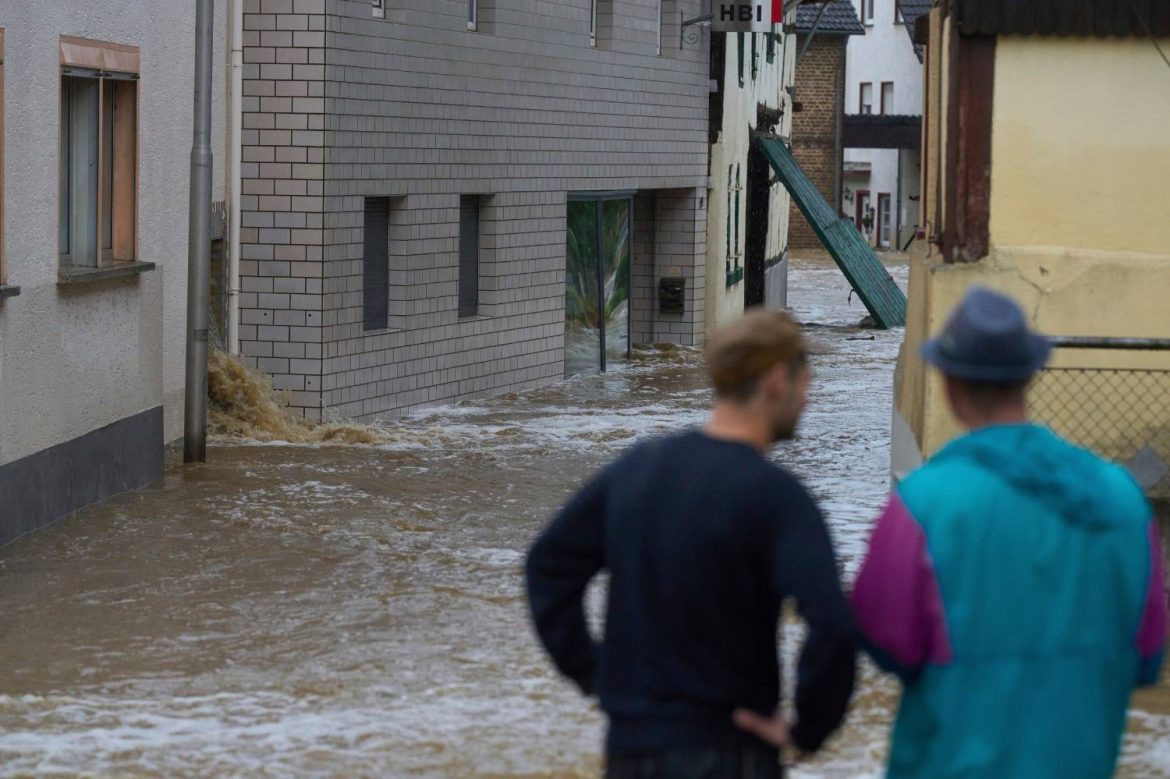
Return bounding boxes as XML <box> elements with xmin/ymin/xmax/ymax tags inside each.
<box><xmin>0</xmin><ymin>258</ymin><xmax>1166</xmax><ymax>777</ymax></box>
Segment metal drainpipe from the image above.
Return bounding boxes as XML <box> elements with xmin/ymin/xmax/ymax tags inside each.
<box><xmin>185</xmin><ymin>0</ymin><xmax>215</xmax><ymax>464</ymax></box>
<box><xmin>833</xmin><ymin>42</ymin><xmax>844</xmax><ymax>216</ymax></box>
<box><xmin>228</xmin><ymin>0</ymin><xmax>243</xmax><ymax>355</ymax></box>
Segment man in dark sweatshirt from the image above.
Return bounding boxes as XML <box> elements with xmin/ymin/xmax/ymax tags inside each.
<box><xmin>525</xmin><ymin>309</ymin><xmax>857</xmax><ymax>778</ymax></box>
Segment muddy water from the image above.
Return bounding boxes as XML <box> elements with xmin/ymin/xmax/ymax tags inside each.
<box><xmin>0</xmin><ymin>258</ymin><xmax>1167</xmax><ymax>777</ymax></box>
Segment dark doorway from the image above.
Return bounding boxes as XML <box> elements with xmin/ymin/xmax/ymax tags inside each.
<box><xmin>744</xmin><ymin>141</ymin><xmax>770</xmax><ymax>308</ymax></box>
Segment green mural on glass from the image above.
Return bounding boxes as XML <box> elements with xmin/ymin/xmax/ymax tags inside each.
<box><xmin>564</xmin><ymin>198</ymin><xmax>631</xmax><ymax>377</ymax></box>
<box><xmin>565</xmin><ymin>201</ymin><xmax>601</xmax><ymax>377</ymax></box>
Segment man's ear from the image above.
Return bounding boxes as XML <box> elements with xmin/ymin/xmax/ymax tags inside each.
<box><xmin>761</xmin><ymin>363</ymin><xmax>788</xmax><ymax>401</ymax></box>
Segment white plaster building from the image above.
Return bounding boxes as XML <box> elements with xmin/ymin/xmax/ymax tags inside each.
<box><xmin>705</xmin><ymin>17</ymin><xmax>798</xmax><ymax>331</ymax></box>
<box><xmin>842</xmin><ymin>0</ymin><xmax>923</xmax><ymax>250</ymax></box>
<box><xmin>0</xmin><ymin>2</ymin><xmax>231</xmax><ymax>546</ymax></box>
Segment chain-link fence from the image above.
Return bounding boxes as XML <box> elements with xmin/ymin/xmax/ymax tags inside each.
<box><xmin>1028</xmin><ymin>338</ymin><xmax>1170</xmax><ymax>498</ymax></box>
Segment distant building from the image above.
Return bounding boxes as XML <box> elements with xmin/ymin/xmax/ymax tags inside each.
<box><xmin>841</xmin><ymin>0</ymin><xmax>926</xmax><ymax>250</ymax></box>
<box><xmin>786</xmin><ymin>0</ymin><xmax>865</xmax><ymax>251</ymax></box>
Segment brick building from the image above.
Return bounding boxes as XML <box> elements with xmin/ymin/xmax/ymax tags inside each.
<box><xmin>786</xmin><ymin>0</ymin><xmax>863</xmax><ymax>251</ymax></box>
<box><xmin>234</xmin><ymin>0</ymin><xmax>712</xmax><ymax>422</ymax></box>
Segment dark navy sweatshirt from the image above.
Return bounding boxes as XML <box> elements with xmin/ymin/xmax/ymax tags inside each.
<box><xmin>525</xmin><ymin>430</ymin><xmax>857</xmax><ymax>757</ymax></box>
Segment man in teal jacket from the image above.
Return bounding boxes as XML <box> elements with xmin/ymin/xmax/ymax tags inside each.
<box><xmin>853</xmin><ymin>287</ymin><xmax>1167</xmax><ymax>778</ymax></box>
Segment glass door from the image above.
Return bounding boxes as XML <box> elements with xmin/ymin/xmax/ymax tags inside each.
<box><xmin>565</xmin><ymin>196</ymin><xmax>632</xmax><ymax>377</ymax></box>
<box><xmin>601</xmin><ymin>198</ymin><xmax>631</xmax><ymax>366</ymax></box>
<box><xmin>565</xmin><ymin>200</ymin><xmax>602</xmax><ymax>377</ymax></box>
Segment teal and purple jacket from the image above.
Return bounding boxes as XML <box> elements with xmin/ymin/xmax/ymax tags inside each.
<box><xmin>853</xmin><ymin>423</ymin><xmax>1166</xmax><ymax>779</ymax></box>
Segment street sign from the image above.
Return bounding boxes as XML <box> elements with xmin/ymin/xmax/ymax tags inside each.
<box><xmin>711</xmin><ymin>1</ymin><xmax>783</xmax><ymax>32</ymax></box>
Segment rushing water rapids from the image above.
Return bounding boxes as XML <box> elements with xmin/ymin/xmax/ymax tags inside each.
<box><xmin>0</xmin><ymin>257</ymin><xmax>1167</xmax><ymax>777</ymax></box>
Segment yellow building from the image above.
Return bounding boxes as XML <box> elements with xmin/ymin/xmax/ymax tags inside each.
<box><xmin>893</xmin><ymin>0</ymin><xmax>1170</xmax><ymax>495</ymax></box>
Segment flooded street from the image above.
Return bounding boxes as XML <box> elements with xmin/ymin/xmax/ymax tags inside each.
<box><xmin>1</xmin><ymin>258</ymin><xmax>1167</xmax><ymax>777</ymax></box>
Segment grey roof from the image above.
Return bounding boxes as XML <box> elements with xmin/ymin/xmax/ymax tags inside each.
<box><xmin>795</xmin><ymin>0</ymin><xmax>867</xmax><ymax>36</ymax></box>
<box><xmin>956</xmin><ymin>0</ymin><xmax>1170</xmax><ymax>37</ymax></box>
<box><xmin>898</xmin><ymin>0</ymin><xmax>933</xmax><ymax>61</ymax></box>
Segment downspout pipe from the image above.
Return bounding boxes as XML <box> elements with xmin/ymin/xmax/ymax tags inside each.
<box><xmin>185</xmin><ymin>0</ymin><xmax>215</xmax><ymax>463</ymax></box>
<box><xmin>228</xmin><ymin>0</ymin><xmax>243</xmax><ymax>355</ymax></box>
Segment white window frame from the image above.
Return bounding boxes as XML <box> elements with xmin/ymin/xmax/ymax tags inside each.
<box><xmin>656</xmin><ymin>0</ymin><xmax>663</xmax><ymax>55</ymax></box>
<box><xmin>590</xmin><ymin>0</ymin><xmax>598</xmax><ymax>46</ymax></box>
<box><xmin>881</xmin><ymin>81</ymin><xmax>894</xmax><ymax>115</ymax></box>
<box><xmin>372</xmin><ymin>0</ymin><xmax>385</xmax><ymax>19</ymax></box>
<box><xmin>863</xmin><ymin>0</ymin><xmax>874</xmax><ymax>25</ymax></box>
<box><xmin>468</xmin><ymin>0</ymin><xmax>478</xmax><ymax>31</ymax></box>
<box><xmin>860</xmin><ymin>82</ymin><xmax>873</xmax><ymax>115</ymax></box>
<box><xmin>58</xmin><ymin>38</ymin><xmax>141</xmax><ymax>272</ymax></box>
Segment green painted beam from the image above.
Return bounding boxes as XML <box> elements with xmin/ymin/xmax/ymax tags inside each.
<box><xmin>757</xmin><ymin>137</ymin><xmax>907</xmax><ymax>328</ymax></box>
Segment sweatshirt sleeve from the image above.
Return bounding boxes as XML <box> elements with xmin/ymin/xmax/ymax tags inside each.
<box><xmin>1137</xmin><ymin>518</ymin><xmax>1167</xmax><ymax>687</ymax></box>
<box><xmin>524</xmin><ymin>467</ymin><xmax>609</xmax><ymax>696</ymax></box>
<box><xmin>851</xmin><ymin>493</ymin><xmax>953</xmax><ymax>683</ymax></box>
<box><xmin>773</xmin><ymin>486</ymin><xmax>858</xmax><ymax>754</ymax></box>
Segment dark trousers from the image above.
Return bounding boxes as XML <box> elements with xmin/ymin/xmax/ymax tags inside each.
<box><xmin>606</xmin><ymin>744</ymin><xmax>783</xmax><ymax>779</ymax></box>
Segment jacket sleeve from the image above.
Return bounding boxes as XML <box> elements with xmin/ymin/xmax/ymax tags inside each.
<box><xmin>524</xmin><ymin>468</ymin><xmax>609</xmax><ymax>696</ymax></box>
<box><xmin>851</xmin><ymin>492</ymin><xmax>953</xmax><ymax>684</ymax></box>
<box><xmin>1137</xmin><ymin>518</ymin><xmax>1167</xmax><ymax>687</ymax></box>
<box><xmin>774</xmin><ymin>489</ymin><xmax>858</xmax><ymax>754</ymax></box>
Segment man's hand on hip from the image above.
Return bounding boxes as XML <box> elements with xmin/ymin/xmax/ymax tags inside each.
<box><xmin>732</xmin><ymin>708</ymin><xmax>791</xmax><ymax>748</ymax></box>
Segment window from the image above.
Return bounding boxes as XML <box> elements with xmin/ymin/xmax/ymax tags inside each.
<box><xmin>58</xmin><ymin>41</ymin><xmax>139</xmax><ymax>269</ymax></box>
<box><xmin>881</xmin><ymin>82</ymin><xmax>894</xmax><ymax>115</ymax></box>
<box><xmin>859</xmin><ymin>82</ymin><xmax>873</xmax><ymax>114</ymax></box>
<box><xmin>590</xmin><ymin>0</ymin><xmax>598</xmax><ymax>46</ymax></box>
<box><xmin>363</xmin><ymin>197</ymin><xmax>390</xmax><ymax>331</ymax></box>
<box><xmin>726</xmin><ymin>165</ymin><xmax>743</xmax><ymax>287</ymax></box>
<box><xmin>459</xmin><ymin>196</ymin><xmax>480</xmax><ymax>318</ymax></box>
<box><xmin>896</xmin><ymin>0</ymin><xmax>904</xmax><ymax>23</ymax></box>
<box><xmin>468</xmin><ymin>0</ymin><xmax>477</xmax><ymax>30</ymax></box>
<box><xmin>656</xmin><ymin>0</ymin><xmax>663</xmax><ymax>55</ymax></box>
<box><xmin>863</xmin><ymin>0</ymin><xmax>874</xmax><ymax>25</ymax></box>
<box><xmin>734</xmin><ymin>164</ymin><xmax>740</xmax><ymax>261</ymax></box>
<box><xmin>751</xmin><ymin>32</ymin><xmax>758</xmax><ymax>80</ymax></box>
<box><xmin>737</xmin><ymin>33</ymin><xmax>745</xmax><ymax>87</ymax></box>
<box><xmin>766</xmin><ymin>31</ymin><xmax>775</xmax><ymax>64</ymax></box>
<box><xmin>878</xmin><ymin>193</ymin><xmax>892</xmax><ymax>249</ymax></box>
<box><xmin>720</xmin><ymin>164</ymin><xmax>730</xmax><ymax>259</ymax></box>
<box><xmin>372</xmin><ymin>0</ymin><xmax>385</xmax><ymax>18</ymax></box>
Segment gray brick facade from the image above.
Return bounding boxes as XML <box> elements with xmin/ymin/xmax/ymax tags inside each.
<box><xmin>238</xmin><ymin>0</ymin><xmax>710</xmax><ymax>421</ymax></box>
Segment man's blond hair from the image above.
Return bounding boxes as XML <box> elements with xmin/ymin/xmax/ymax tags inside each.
<box><xmin>705</xmin><ymin>308</ymin><xmax>807</xmax><ymax>401</ymax></box>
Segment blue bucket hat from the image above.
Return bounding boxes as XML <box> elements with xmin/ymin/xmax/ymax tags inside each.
<box><xmin>920</xmin><ymin>286</ymin><xmax>1052</xmax><ymax>382</ymax></box>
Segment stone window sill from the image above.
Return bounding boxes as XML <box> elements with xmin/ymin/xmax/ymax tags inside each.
<box><xmin>0</xmin><ymin>284</ymin><xmax>20</xmax><ymax>300</ymax></box>
<box><xmin>58</xmin><ymin>261</ymin><xmax>157</xmax><ymax>286</ymax></box>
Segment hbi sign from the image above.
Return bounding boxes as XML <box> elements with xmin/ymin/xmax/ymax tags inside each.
<box><xmin>712</xmin><ymin>1</ymin><xmax>783</xmax><ymax>32</ymax></box>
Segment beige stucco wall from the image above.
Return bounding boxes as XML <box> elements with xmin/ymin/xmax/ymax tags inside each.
<box><xmin>989</xmin><ymin>37</ymin><xmax>1170</xmax><ymax>257</ymax></box>
<box><xmin>893</xmin><ymin>34</ymin><xmax>1170</xmax><ymax>483</ymax></box>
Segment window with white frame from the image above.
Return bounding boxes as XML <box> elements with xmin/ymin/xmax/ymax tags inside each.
<box><xmin>58</xmin><ymin>39</ymin><xmax>139</xmax><ymax>269</ymax></box>
<box><xmin>859</xmin><ymin>82</ymin><xmax>874</xmax><ymax>114</ymax></box>
<box><xmin>468</xmin><ymin>0</ymin><xmax>478</xmax><ymax>30</ymax></box>
<box><xmin>656</xmin><ymin>0</ymin><xmax>663</xmax><ymax>55</ymax></box>
<box><xmin>372</xmin><ymin>0</ymin><xmax>385</xmax><ymax>18</ymax></box>
<box><xmin>863</xmin><ymin>0</ymin><xmax>874</xmax><ymax>25</ymax></box>
<box><xmin>590</xmin><ymin>0</ymin><xmax>599</xmax><ymax>46</ymax></box>
<box><xmin>881</xmin><ymin>82</ymin><xmax>894</xmax><ymax>115</ymax></box>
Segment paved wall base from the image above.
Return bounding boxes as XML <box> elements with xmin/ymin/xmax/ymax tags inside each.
<box><xmin>0</xmin><ymin>408</ymin><xmax>163</xmax><ymax>548</ymax></box>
